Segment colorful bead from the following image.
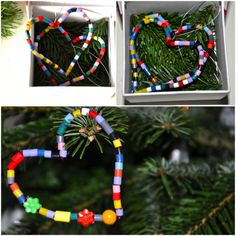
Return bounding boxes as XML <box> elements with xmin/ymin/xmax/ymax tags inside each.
<box><xmin>54</xmin><ymin>211</ymin><xmax>71</xmax><ymax>223</ymax></box>
<box><xmin>78</xmin><ymin>209</ymin><xmax>94</xmax><ymax>227</ymax></box>
<box><xmin>113</xmin><ymin>139</ymin><xmax>122</xmax><ymax>148</ymax></box>
<box><xmin>94</xmin><ymin>214</ymin><xmax>102</xmax><ymax>222</ymax></box>
<box><xmin>102</xmin><ymin>210</ymin><xmax>117</xmax><ymax>225</ymax></box>
<box><xmin>72</xmin><ymin>109</ymin><xmax>81</xmax><ymax>117</ymax></box>
<box><xmin>114</xmin><ymin>200</ymin><xmax>122</xmax><ymax>209</ymax></box>
<box><xmin>23</xmin><ymin>197</ymin><xmax>42</xmax><ymax>214</ymax></box>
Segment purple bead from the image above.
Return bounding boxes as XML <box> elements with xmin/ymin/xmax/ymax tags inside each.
<box><xmin>60</xmin><ymin>150</ymin><xmax>67</xmax><ymax>158</ymax></box>
<box><xmin>113</xmin><ymin>176</ymin><xmax>122</xmax><ymax>185</ymax></box>
<box><xmin>7</xmin><ymin>177</ymin><xmax>14</xmax><ymax>184</ymax></box>
<box><xmin>95</xmin><ymin>115</ymin><xmax>105</xmax><ymax>124</ymax></box>
<box><xmin>46</xmin><ymin>210</ymin><xmax>55</xmax><ymax>219</ymax></box>
<box><xmin>188</xmin><ymin>77</ymin><xmax>193</xmax><ymax>83</ymax></box>
<box><xmin>44</xmin><ymin>150</ymin><xmax>52</xmax><ymax>158</ymax></box>
<box><xmin>22</xmin><ymin>149</ymin><xmax>37</xmax><ymax>157</ymax></box>
<box><xmin>116</xmin><ymin>208</ymin><xmax>124</xmax><ymax>217</ymax></box>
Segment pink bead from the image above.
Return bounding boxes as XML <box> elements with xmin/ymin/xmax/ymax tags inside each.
<box><xmin>113</xmin><ymin>185</ymin><xmax>120</xmax><ymax>193</ymax></box>
<box><xmin>58</xmin><ymin>142</ymin><xmax>65</xmax><ymax>150</ymax></box>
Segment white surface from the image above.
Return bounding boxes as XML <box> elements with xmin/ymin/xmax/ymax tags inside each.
<box><xmin>225</xmin><ymin>1</ymin><xmax>235</xmax><ymax>105</ymax></box>
<box><xmin>0</xmin><ymin>1</ymin><xmax>116</xmax><ymax>106</ymax></box>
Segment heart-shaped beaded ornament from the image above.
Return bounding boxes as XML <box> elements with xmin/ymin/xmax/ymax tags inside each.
<box><xmin>130</xmin><ymin>14</ymin><xmax>214</xmax><ymax>93</ymax></box>
<box><xmin>26</xmin><ymin>8</ymin><xmax>106</xmax><ymax>86</ymax></box>
<box><xmin>7</xmin><ymin>108</ymin><xmax>124</xmax><ymax>227</ymax></box>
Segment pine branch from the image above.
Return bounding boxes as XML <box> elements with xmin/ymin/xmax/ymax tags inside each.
<box><xmin>1</xmin><ymin>1</ymin><xmax>23</xmax><ymax>38</ymax></box>
<box><xmin>123</xmin><ymin>157</ymin><xmax>234</xmax><ymax>235</ymax></box>
<box><xmin>52</xmin><ymin>107</ymin><xmax>128</xmax><ymax>159</ymax></box>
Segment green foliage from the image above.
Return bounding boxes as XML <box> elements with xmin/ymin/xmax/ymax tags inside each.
<box><xmin>1</xmin><ymin>1</ymin><xmax>23</xmax><ymax>38</ymax></box>
<box><xmin>130</xmin><ymin>4</ymin><xmax>221</xmax><ymax>90</ymax></box>
<box><xmin>1</xmin><ymin>107</ymin><xmax>234</xmax><ymax>235</ymax></box>
<box><xmin>128</xmin><ymin>107</ymin><xmax>191</xmax><ymax>150</ymax></box>
<box><xmin>34</xmin><ymin>18</ymin><xmax>110</xmax><ymax>86</ymax></box>
<box><xmin>123</xmin><ymin>158</ymin><xmax>234</xmax><ymax>235</ymax></box>
<box><xmin>53</xmin><ymin>107</ymin><xmax>128</xmax><ymax>159</ymax></box>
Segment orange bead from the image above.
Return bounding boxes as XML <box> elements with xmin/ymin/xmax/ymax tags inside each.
<box><xmin>102</xmin><ymin>210</ymin><xmax>116</xmax><ymax>225</ymax></box>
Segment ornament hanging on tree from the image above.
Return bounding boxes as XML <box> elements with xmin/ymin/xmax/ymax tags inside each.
<box><xmin>26</xmin><ymin>8</ymin><xmax>106</xmax><ymax>86</ymax></box>
<box><xmin>7</xmin><ymin>108</ymin><xmax>124</xmax><ymax>227</ymax></box>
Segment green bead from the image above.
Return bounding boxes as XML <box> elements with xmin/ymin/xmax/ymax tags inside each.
<box><xmin>23</xmin><ymin>197</ymin><xmax>42</xmax><ymax>214</ymax></box>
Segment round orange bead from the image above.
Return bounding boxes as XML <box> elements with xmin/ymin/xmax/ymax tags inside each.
<box><xmin>102</xmin><ymin>210</ymin><xmax>117</xmax><ymax>225</ymax></box>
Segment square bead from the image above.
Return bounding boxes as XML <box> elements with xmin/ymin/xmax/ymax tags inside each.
<box><xmin>113</xmin><ymin>139</ymin><xmax>122</xmax><ymax>148</ymax></box>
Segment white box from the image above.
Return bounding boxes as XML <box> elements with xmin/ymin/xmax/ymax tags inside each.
<box><xmin>122</xmin><ymin>1</ymin><xmax>230</xmax><ymax>104</ymax></box>
<box><xmin>28</xmin><ymin>1</ymin><xmax>116</xmax><ymax>87</ymax></box>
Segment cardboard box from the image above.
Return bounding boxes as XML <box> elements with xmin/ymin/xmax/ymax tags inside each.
<box><xmin>122</xmin><ymin>1</ymin><xmax>229</xmax><ymax>103</ymax></box>
<box><xmin>28</xmin><ymin>1</ymin><xmax>116</xmax><ymax>89</ymax></box>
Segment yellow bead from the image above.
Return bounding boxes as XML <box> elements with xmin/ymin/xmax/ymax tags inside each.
<box><xmin>13</xmin><ymin>189</ymin><xmax>23</xmax><ymax>198</ymax></box>
<box><xmin>113</xmin><ymin>139</ymin><xmax>122</xmax><ymax>148</ymax></box>
<box><xmin>72</xmin><ymin>109</ymin><xmax>81</xmax><ymax>118</ymax></box>
<box><xmin>93</xmin><ymin>36</ymin><xmax>98</xmax><ymax>40</ymax></box>
<box><xmin>32</xmin><ymin>50</ymin><xmax>37</xmax><ymax>56</ymax></box>
<box><xmin>102</xmin><ymin>210</ymin><xmax>117</xmax><ymax>225</ymax></box>
<box><xmin>54</xmin><ymin>64</ymin><xmax>59</xmax><ymax>69</ymax></box>
<box><xmin>39</xmin><ymin>207</ymin><xmax>48</xmax><ymax>216</ymax></box>
<box><xmin>54</xmin><ymin>211</ymin><xmax>71</xmax><ymax>223</ymax></box>
<box><xmin>114</xmin><ymin>200</ymin><xmax>122</xmax><ymax>209</ymax></box>
<box><xmin>130</xmin><ymin>50</ymin><xmax>135</xmax><ymax>55</ymax></box>
<box><xmin>133</xmin><ymin>72</ymin><xmax>138</xmax><ymax>78</ymax></box>
<box><xmin>131</xmin><ymin>58</ymin><xmax>136</xmax><ymax>65</ymax></box>
<box><xmin>129</xmin><ymin>40</ymin><xmax>134</xmax><ymax>46</ymax></box>
<box><xmin>134</xmin><ymin>88</ymin><xmax>147</xmax><ymax>93</ymax></box>
<box><xmin>45</xmin><ymin>59</ymin><xmax>50</xmax><ymax>64</ymax></box>
<box><xmin>39</xmin><ymin>54</ymin><xmax>44</xmax><ymax>59</ymax></box>
<box><xmin>7</xmin><ymin>170</ymin><xmax>15</xmax><ymax>178</ymax></box>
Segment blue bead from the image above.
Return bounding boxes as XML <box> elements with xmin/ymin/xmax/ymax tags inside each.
<box><xmin>115</xmin><ymin>162</ymin><xmax>123</xmax><ymax>170</ymax></box>
<box><xmin>57</xmin><ymin>121</ymin><xmax>67</xmax><ymax>135</ymax></box>
<box><xmin>37</xmin><ymin>149</ymin><xmax>45</xmax><ymax>157</ymax></box>
<box><xmin>71</xmin><ymin>213</ymin><xmax>78</xmax><ymax>220</ymax></box>
<box><xmin>151</xmin><ymin>86</ymin><xmax>156</xmax><ymax>92</ymax></box>
<box><xmin>18</xmin><ymin>195</ymin><xmax>26</xmax><ymax>204</ymax></box>
<box><xmin>116</xmin><ymin>153</ymin><xmax>123</xmax><ymax>162</ymax></box>
<box><xmin>64</xmin><ymin>113</ymin><xmax>74</xmax><ymax>124</ymax></box>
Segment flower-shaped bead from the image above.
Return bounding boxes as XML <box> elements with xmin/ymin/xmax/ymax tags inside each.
<box><xmin>23</xmin><ymin>197</ymin><xmax>42</xmax><ymax>214</ymax></box>
<box><xmin>78</xmin><ymin>209</ymin><xmax>94</xmax><ymax>227</ymax></box>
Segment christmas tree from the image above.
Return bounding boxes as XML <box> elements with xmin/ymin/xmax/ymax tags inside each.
<box><xmin>1</xmin><ymin>107</ymin><xmax>234</xmax><ymax>234</ymax></box>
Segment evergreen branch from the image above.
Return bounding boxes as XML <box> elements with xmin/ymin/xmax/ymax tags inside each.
<box><xmin>52</xmin><ymin>107</ymin><xmax>128</xmax><ymax>158</ymax></box>
<box><xmin>186</xmin><ymin>192</ymin><xmax>234</xmax><ymax>234</ymax></box>
<box><xmin>1</xmin><ymin>1</ymin><xmax>23</xmax><ymax>38</ymax></box>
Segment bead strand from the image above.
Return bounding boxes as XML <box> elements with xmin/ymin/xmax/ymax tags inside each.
<box><xmin>7</xmin><ymin>108</ymin><xmax>124</xmax><ymax>227</ymax></box>
<box><xmin>129</xmin><ymin>14</ymin><xmax>214</xmax><ymax>93</ymax></box>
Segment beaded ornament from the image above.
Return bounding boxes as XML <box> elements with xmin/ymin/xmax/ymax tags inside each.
<box><xmin>7</xmin><ymin>108</ymin><xmax>124</xmax><ymax>227</ymax></box>
<box><xmin>130</xmin><ymin>14</ymin><xmax>214</xmax><ymax>93</ymax></box>
<box><xmin>26</xmin><ymin>8</ymin><xmax>106</xmax><ymax>86</ymax></box>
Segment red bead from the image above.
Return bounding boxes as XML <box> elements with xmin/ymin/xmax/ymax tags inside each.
<box><xmin>88</xmin><ymin>110</ymin><xmax>98</xmax><ymax>118</ymax></box>
<box><xmin>10</xmin><ymin>182</ymin><xmax>19</xmax><ymax>192</ymax></box>
<box><xmin>151</xmin><ymin>78</ymin><xmax>157</xmax><ymax>83</ymax></box>
<box><xmin>114</xmin><ymin>169</ymin><xmax>122</xmax><ymax>177</ymax></box>
<box><xmin>7</xmin><ymin>161</ymin><xmax>18</xmax><ymax>170</ymax></box>
<box><xmin>26</xmin><ymin>39</ymin><xmax>32</xmax><ymax>44</ymax></box>
<box><xmin>137</xmin><ymin>60</ymin><xmax>143</xmax><ymax>66</ymax></box>
<box><xmin>77</xmin><ymin>209</ymin><xmax>94</xmax><ymax>227</ymax></box>
<box><xmin>11</xmin><ymin>152</ymin><xmax>25</xmax><ymax>165</ymax></box>
<box><xmin>51</xmin><ymin>78</ymin><xmax>56</xmax><ymax>84</ymax></box>
<box><xmin>113</xmin><ymin>192</ymin><xmax>120</xmax><ymax>200</ymax></box>
<box><xmin>85</xmin><ymin>40</ymin><xmax>90</xmax><ymax>44</ymax></box>
<box><xmin>178</xmin><ymin>81</ymin><xmax>184</xmax><ymax>87</ymax></box>
<box><xmin>134</xmin><ymin>26</ymin><xmax>139</xmax><ymax>33</ymax></box>
<box><xmin>72</xmin><ymin>37</ymin><xmax>79</xmax><ymax>44</ymax></box>
<box><xmin>100</xmin><ymin>48</ymin><xmax>106</xmax><ymax>55</ymax></box>
<box><xmin>162</xmin><ymin>21</ymin><xmax>169</xmax><ymax>28</ymax></box>
<box><xmin>37</xmin><ymin>16</ymin><xmax>44</xmax><ymax>21</ymax></box>
<box><xmin>96</xmin><ymin>58</ymin><xmax>101</xmax><ymax>63</ymax></box>
<box><xmin>89</xmin><ymin>68</ymin><xmax>95</xmax><ymax>74</ymax></box>
<box><xmin>205</xmin><ymin>52</ymin><xmax>209</xmax><ymax>58</ymax></box>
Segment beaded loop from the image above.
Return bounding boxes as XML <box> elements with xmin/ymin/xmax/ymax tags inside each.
<box><xmin>7</xmin><ymin>108</ymin><xmax>124</xmax><ymax>226</ymax></box>
<box><xmin>130</xmin><ymin>13</ymin><xmax>214</xmax><ymax>93</ymax></box>
<box><xmin>26</xmin><ymin>8</ymin><xmax>105</xmax><ymax>86</ymax></box>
